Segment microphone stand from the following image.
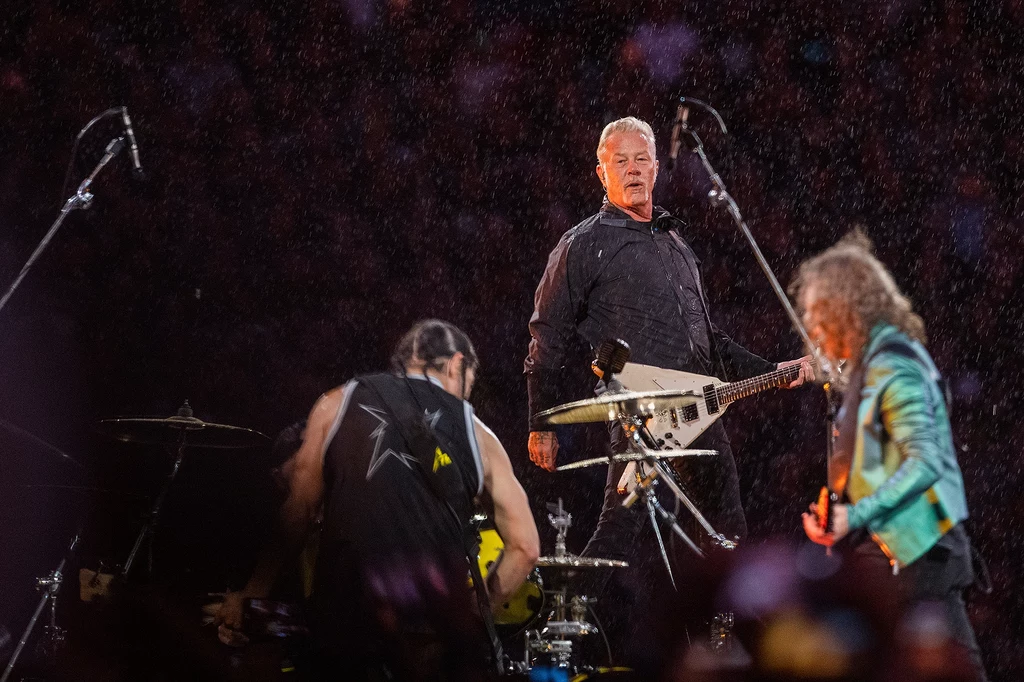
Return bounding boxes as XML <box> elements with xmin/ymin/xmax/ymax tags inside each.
<box><xmin>674</xmin><ymin>97</ymin><xmax>839</xmax><ymax>522</ymax></box>
<box><xmin>0</xmin><ymin>136</ymin><xmax>126</xmax><ymax>319</ymax></box>
<box><xmin>1</xmin><ymin>531</ymin><xmax>81</xmax><ymax>682</ymax></box>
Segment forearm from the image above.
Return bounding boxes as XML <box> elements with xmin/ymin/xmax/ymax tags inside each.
<box><xmin>487</xmin><ymin>545</ymin><xmax>538</xmax><ymax>608</ymax></box>
<box><xmin>713</xmin><ymin>328</ymin><xmax>774</xmax><ymax>380</ymax></box>
<box><xmin>243</xmin><ymin>494</ymin><xmax>317</xmax><ymax>596</ymax></box>
<box><xmin>848</xmin><ymin>452</ymin><xmax>942</xmax><ymax>529</ymax></box>
<box><xmin>526</xmin><ymin>367</ymin><xmax>561</xmax><ymax>430</ymax></box>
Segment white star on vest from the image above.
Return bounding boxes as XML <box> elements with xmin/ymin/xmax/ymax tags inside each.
<box><xmin>360</xmin><ymin>404</ymin><xmax>417</xmax><ymax>480</ymax></box>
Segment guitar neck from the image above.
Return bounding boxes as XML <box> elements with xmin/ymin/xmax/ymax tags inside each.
<box><xmin>716</xmin><ymin>363</ymin><xmax>804</xmax><ymax>405</ymax></box>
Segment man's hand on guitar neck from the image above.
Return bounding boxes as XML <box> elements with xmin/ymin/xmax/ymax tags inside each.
<box><xmin>528</xmin><ymin>431</ymin><xmax>559</xmax><ymax>472</ymax></box>
<box><xmin>778</xmin><ymin>355</ymin><xmax>815</xmax><ymax>388</ymax></box>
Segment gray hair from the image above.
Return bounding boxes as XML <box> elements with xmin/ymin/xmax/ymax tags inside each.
<box><xmin>597</xmin><ymin>117</ymin><xmax>657</xmax><ymax>159</ymax></box>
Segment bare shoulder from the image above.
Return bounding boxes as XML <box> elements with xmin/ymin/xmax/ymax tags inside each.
<box><xmin>472</xmin><ymin>414</ymin><xmax>499</xmax><ymax>445</ymax></box>
<box><xmin>307</xmin><ymin>386</ymin><xmax>347</xmax><ymax>438</ymax></box>
<box><xmin>313</xmin><ymin>386</ymin><xmax>345</xmax><ymax>415</ymax></box>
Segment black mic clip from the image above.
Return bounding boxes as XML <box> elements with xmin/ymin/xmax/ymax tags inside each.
<box><xmin>592</xmin><ymin>338</ymin><xmax>631</xmax><ymax>392</ymax></box>
<box><xmin>667</xmin><ymin>104</ymin><xmax>690</xmax><ymax>173</ymax></box>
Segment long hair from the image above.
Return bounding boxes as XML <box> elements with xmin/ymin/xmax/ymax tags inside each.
<box><xmin>791</xmin><ymin>230</ymin><xmax>927</xmax><ymax>346</ymax></box>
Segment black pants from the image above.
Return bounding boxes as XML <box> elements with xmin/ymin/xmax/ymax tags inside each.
<box><xmin>582</xmin><ymin>419</ymin><xmax>746</xmax><ymax>561</ymax></box>
<box><xmin>579</xmin><ymin>421</ymin><xmax>745</xmax><ymax>665</ymax></box>
<box><xmin>847</xmin><ymin>528</ymin><xmax>987</xmax><ymax>682</ymax></box>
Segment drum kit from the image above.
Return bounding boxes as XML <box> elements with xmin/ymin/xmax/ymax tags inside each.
<box><xmin>2</xmin><ymin>340</ymin><xmax>736</xmax><ymax>679</ymax></box>
<box><xmin>0</xmin><ymin>402</ymin><xmax>269</xmax><ymax>681</ymax></box>
<box><xmin>487</xmin><ymin>349</ymin><xmax>741</xmax><ymax>675</ymax></box>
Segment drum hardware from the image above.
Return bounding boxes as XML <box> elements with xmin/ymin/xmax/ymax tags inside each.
<box><xmin>555</xmin><ymin>449</ymin><xmax>717</xmax><ymax>472</ymax></box>
<box><xmin>93</xmin><ymin>401</ymin><xmax>269</xmax><ymax>580</ymax></box>
<box><xmin>95</xmin><ymin>401</ymin><xmax>271</xmax><ymax>450</ymax></box>
<box><xmin>534</xmin><ymin>389</ymin><xmax>699</xmax><ymax>426</ymax></box>
<box><xmin>508</xmin><ymin>502</ymin><xmax>626</xmax><ymax>675</ymax></box>
<box><xmin>549</xmin><ymin>498</ymin><xmax>571</xmax><ymax>558</ymax></box>
<box><xmin>536</xmin><ymin>556</ymin><xmax>629</xmax><ymax>569</ymax></box>
<box><xmin>537</xmin><ymin>345</ymin><xmax>735</xmax><ymax>564</ymax></box>
<box><xmin>709</xmin><ymin>612</ymin><xmax>735</xmax><ymax>653</ymax></box>
<box><xmin>0</xmin><ymin>420</ymin><xmax>85</xmax><ymax>473</ymax></box>
<box><xmin>1</xmin><ymin>532</ymin><xmax>80</xmax><ymax>682</ymax></box>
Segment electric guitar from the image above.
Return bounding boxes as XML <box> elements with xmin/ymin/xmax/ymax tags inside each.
<box><xmin>616</xmin><ymin>360</ymin><xmax>808</xmax><ymax>448</ymax></box>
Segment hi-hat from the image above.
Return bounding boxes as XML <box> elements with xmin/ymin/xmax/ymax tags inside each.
<box><xmin>556</xmin><ymin>449</ymin><xmax>717</xmax><ymax>471</ymax></box>
<box><xmin>536</xmin><ymin>554</ymin><xmax>628</xmax><ymax>569</ymax></box>
<box><xmin>96</xmin><ymin>405</ymin><xmax>268</xmax><ymax>450</ymax></box>
<box><xmin>535</xmin><ymin>390</ymin><xmax>699</xmax><ymax>425</ymax></box>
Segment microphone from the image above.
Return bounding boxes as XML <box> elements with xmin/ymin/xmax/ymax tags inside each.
<box><xmin>593</xmin><ymin>338</ymin><xmax>631</xmax><ymax>378</ymax></box>
<box><xmin>668</xmin><ymin>103</ymin><xmax>689</xmax><ymax>173</ymax></box>
<box><xmin>120</xmin><ymin>107</ymin><xmax>144</xmax><ymax>180</ymax></box>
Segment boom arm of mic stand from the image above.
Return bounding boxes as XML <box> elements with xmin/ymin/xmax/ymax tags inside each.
<box><xmin>680</xmin><ymin>126</ymin><xmax>829</xmax><ymax>378</ymax></box>
<box><xmin>0</xmin><ymin>136</ymin><xmax>126</xmax><ymax>320</ymax></box>
<box><xmin>680</xmin><ymin>121</ymin><xmax>840</xmax><ymax>536</ymax></box>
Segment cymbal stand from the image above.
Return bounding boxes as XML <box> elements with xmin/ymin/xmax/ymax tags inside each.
<box><xmin>621</xmin><ymin>418</ymin><xmax>736</xmax><ymax>552</ymax></box>
<box><xmin>0</xmin><ymin>136</ymin><xmax>126</xmax><ymax>319</ymax></box>
<box><xmin>643</xmin><ymin>480</ymin><xmax>677</xmax><ymax>589</ymax></box>
<box><xmin>1</xmin><ymin>532</ymin><xmax>80</xmax><ymax>682</ymax></box>
<box><xmin>548</xmin><ymin>498</ymin><xmax>571</xmax><ymax>560</ymax></box>
<box><xmin>121</xmin><ymin>421</ymin><xmax>188</xmax><ymax>579</ymax></box>
<box><xmin>521</xmin><ymin>503</ymin><xmax>599</xmax><ymax>673</ymax></box>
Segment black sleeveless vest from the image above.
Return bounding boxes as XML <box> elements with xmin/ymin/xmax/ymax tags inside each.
<box><xmin>310</xmin><ymin>372</ymin><xmax>484</xmax><ymax>649</ymax></box>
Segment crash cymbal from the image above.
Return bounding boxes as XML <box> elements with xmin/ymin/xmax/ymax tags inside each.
<box><xmin>556</xmin><ymin>449</ymin><xmax>718</xmax><ymax>471</ymax></box>
<box><xmin>535</xmin><ymin>390</ymin><xmax>699</xmax><ymax>425</ymax></box>
<box><xmin>0</xmin><ymin>418</ymin><xmax>84</xmax><ymax>471</ymax></box>
<box><xmin>96</xmin><ymin>402</ymin><xmax>268</xmax><ymax>450</ymax></box>
<box><xmin>536</xmin><ymin>554</ymin><xmax>628</xmax><ymax>569</ymax></box>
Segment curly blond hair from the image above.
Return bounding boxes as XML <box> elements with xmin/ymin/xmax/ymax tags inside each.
<box><xmin>791</xmin><ymin>230</ymin><xmax>927</xmax><ymax>347</ymax></box>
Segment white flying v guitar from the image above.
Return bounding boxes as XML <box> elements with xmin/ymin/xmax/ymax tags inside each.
<box><xmin>616</xmin><ymin>361</ymin><xmax>806</xmax><ymax>448</ymax></box>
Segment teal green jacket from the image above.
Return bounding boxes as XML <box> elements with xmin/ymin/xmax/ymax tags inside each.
<box><xmin>845</xmin><ymin>323</ymin><xmax>969</xmax><ymax>568</ymax></box>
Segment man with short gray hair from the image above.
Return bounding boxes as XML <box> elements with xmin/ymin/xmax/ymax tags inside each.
<box><xmin>524</xmin><ymin>117</ymin><xmax>811</xmax><ymax>654</ymax></box>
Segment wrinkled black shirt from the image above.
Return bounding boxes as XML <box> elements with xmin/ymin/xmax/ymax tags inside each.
<box><xmin>524</xmin><ymin>202</ymin><xmax>774</xmax><ymax>426</ymax></box>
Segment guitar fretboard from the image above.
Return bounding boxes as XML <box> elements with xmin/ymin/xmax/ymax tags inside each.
<box><xmin>716</xmin><ymin>364</ymin><xmax>804</xmax><ymax>405</ymax></box>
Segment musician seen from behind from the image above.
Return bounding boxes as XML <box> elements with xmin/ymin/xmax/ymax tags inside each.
<box><xmin>218</xmin><ymin>319</ymin><xmax>539</xmax><ymax>681</ymax></box>
<box><xmin>796</xmin><ymin>234</ymin><xmax>986</xmax><ymax>681</ymax></box>
<box><xmin>525</xmin><ymin>116</ymin><xmax>813</xmax><ymax>556</ymax></box>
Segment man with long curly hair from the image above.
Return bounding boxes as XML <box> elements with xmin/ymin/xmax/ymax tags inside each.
<box><xmin>794</xmin><ymin>233</ymin><xmax>986</xmax><ymax>681</ymax></box>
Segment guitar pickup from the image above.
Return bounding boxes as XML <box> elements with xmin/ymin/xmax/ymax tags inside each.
<box><xmin>681</xmin><ymin>404</ymin><xmax>699</xmax><ymax>422</ymax></box>
<box><xmin>703</xmin><ymin>384</ymin><xmax>720</xmax><ymax>414</ymax></box>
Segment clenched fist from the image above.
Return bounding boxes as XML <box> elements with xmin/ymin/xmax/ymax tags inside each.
<box><xmin>528</xmin><ymin>431</ymin><xmax>559</xmax><ymax>472</ymax></box>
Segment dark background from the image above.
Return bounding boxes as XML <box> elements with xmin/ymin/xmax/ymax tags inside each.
<box><xmin>0</xmin><ymin>0</ymin><xmax>1021</xmax><ymax>678</ymax></box>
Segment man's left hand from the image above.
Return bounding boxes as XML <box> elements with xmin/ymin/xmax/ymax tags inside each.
<box><xmin>779</xmin><ymin>355</ymin><xmax>815</xmax><ymax>388</ymax></box>
<box><xmin>802</xmin><ymin>502</ymin><xmax>849</xmax><ymax>546</ymax></box>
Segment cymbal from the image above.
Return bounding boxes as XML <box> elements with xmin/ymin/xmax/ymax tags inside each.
<box><xmin>96</xmin><ymin>416</ymin><xmax>269</xmax><ymax>450</ymax></box>
<box><xmin>556</xmin><ymin>449</ymin><xmax>717</xmax><ymax>471</ymax></box>
<box><xmin>535</xmin><ymin>390</ymin><xmax>699</xmax><ymax>425</ymax></box>
<box><xmin>536</xmin><ymin>554</ymin><xmax>628</xmax><ymax>569</ymax></box>
<box><xmin>1</xmin><ymin>418</ymin><xmax>84</xmax><ymax>471</ymax></box>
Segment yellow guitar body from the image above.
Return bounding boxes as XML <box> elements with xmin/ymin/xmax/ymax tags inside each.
<box><xmin>476</xmin><ymin>527</ymin><xmax>544</xmax><ymax>628</ymax></box>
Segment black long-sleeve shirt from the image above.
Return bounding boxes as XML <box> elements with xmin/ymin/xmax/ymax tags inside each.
<box><xmin>524</xmin><ymin>202</ymin><xmax>774</xmax><ymax>429</ymax></box>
